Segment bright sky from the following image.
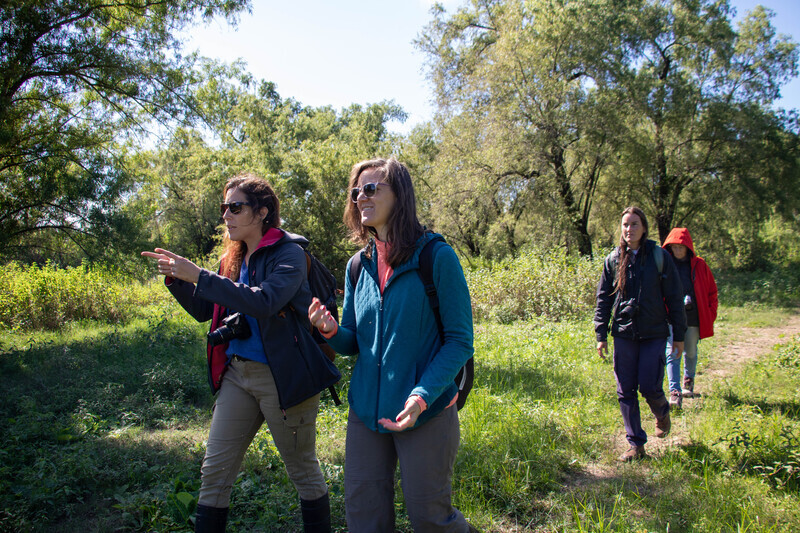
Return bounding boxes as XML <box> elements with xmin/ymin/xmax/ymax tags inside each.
<box><xmin>182</xmin><ymin>0</ymin><xmax>800</xmax><ymax>134</ymax></box>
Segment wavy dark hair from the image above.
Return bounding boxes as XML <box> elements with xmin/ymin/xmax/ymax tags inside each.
<box><xmin>615</xmin><ymin>206</ymin><xmax>649</xmax><ymax>295</ymax></box>
<box><xmin>220</xmin><ymin>173</ymin><xmax>281</xmax><ymax>280</ymax></box>
<box><xmin>343</xmin><ymin>157</ymin><xmax>424</xmax><ymax>267</ymax></box>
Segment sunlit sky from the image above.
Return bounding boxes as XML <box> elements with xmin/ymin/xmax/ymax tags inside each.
<box><xmin>182</xmin><ymin>0</ymin><xmax>800</xmax><ymax>134</ymax></box>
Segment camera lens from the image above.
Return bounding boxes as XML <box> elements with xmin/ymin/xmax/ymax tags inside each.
<box><xmin>208</xmin><ymin>325</ymin><xmax>232</xmax><ymax>346</ymax></box>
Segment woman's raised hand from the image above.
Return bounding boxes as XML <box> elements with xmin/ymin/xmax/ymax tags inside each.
<box><xmin>308</xmin><ymin>297</ymin><xmax>338</xmax><ymax>335</ymax></box>
<box><xmin>141</xmin><ymin>248</ymin><xmax>201</xmax><ymax>284</ymax></box>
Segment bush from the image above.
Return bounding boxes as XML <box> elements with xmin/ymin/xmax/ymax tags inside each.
<box><xmin>0</xmin><ymin>261</ymin><xmax>167</xmax><ymax>329</ymax></box>
<box><xmin>715</xmin><ymin>263</ymin><xmax>800</xmax><ymax>307</ymax></box>
<box><xmin>466</xmin><ymin>247</ymin><xmax>604</xmax><ymax>323</ymax></box>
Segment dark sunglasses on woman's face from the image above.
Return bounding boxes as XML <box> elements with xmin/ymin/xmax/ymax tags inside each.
<box><xmin>350</xmin><ymin>182</ymin><xmax>384</xmax><ymax>203</ymax></box>
<box><xmin>220</xmin><ymin>201</ymin><xmax>252</xmax><ymax>216</ymax></box>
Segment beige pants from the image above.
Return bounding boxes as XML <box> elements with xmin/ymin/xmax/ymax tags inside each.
<box><xmin>198</xmin><ymin>357</ymin><xmax>327</xmax><ymax>507</ymax></box>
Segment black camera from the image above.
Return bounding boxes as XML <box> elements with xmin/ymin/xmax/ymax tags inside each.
<box><xmin>208</xmin><ymin>312</ymin><xmax>252</xmax><ymax>346</ymax></box>
<box><xmin>683</xmin><ymin>295</ymin><xmax>694</xmax><ymax>311</ymax></box>
<box><xmin>619</xmin><ymin>298</ymin><xmax>638</xmax><ymax>319</ymax></box>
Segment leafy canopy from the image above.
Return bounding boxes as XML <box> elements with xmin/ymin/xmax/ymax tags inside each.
<box><xmin>0</xmin><ymin>0</ymin><xmax>250</xmax><ymax>262</ymax></box>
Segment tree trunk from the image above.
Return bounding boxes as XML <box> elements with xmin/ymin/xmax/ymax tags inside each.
<box><xmin>550</xmin><ymin>142</ymin><xmax>593</xmax><ymax>257</ymax></box>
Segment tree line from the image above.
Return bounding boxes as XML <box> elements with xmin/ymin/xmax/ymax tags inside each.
<box><xmin>2</xmin><ymin>0</ymin><xmax>799</xmax><ymax>281</ymax></box>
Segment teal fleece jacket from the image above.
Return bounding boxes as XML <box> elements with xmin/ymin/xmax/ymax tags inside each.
<box><xmin>326</xmin><ymin>232</ymin><xmax>474</xmax><ymax>433</ymax></box>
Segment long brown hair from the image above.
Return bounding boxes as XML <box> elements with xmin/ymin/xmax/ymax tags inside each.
<box><xmin>614</xmin><ymin>206</ymin><xmax>649</xmax><ymax>295</ymax></box>
<box><xmin>343</xmin><ymin>158</ymin><xmax>424</xmax><ymax>267</ymax></box>
<box><xmin>220</xmin><ymin>173</ymin><xmax>281</xmax><ymax>280</ymax></box>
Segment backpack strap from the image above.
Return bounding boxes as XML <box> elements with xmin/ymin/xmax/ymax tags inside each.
<box><xmin>655</xmin><ymin>245</ymin><xmax>664</xmax><ymax>276</ymax></box>
<box><xmin>348</xmin><ymin>248</ymin><xmax>364</xmax><ymax>290</ymax></box>
<box><xmin>416</xmin><ymin>237</ymin><xmax>445</xmax><ymax>340</ymax></box>
<box><xmin>416</xmin><ymin>236</ymin><xmax>474</xmax><ymax>410</ymax></box>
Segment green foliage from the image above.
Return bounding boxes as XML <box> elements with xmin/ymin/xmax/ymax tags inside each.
<box><xmin>0</xmin><ymin>308</ymin><xmax>211</xmax><ymax>530</ymax></box>
<box><xmin>465</xmin><ymin>246</ymin><xmax>604</xmax><ymax>323</ymax></box>
<box><xmin>715</xmin><ymin>263</ymin><xmax>800</xmax><ymax>307</ymax></box>
<box><xmin>417</xmin><ymin>0</ymin><xmax>617</xmax><ymax>257</ymax></box>
<box><xmin>0</xmin><ymin>0</ymin><xmax>250</xmax><ymax>262</ymax></box>
<box><xmin>672</xmin><ymin>335</ymin><xmax>800</xmax><ymax>497</ymax></box>
<box><xmin>126</xmin><ymin>65</ymin><xmax>405</xmax><ymax>284</ymax></box>
<box><xmin>0</xmin><ymin>261</ymin><xmax>167</xmax><ymax>330</ymax></box>
<box><xmin>416</xmin><ymin>0</ymin><xmax>799</xmax><ymax>259</ymax></box>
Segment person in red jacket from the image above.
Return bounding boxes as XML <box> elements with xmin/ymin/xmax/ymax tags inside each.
<box><xmin>663</xmin><ymin>228</ymin><xmax>719</xmax><ymax>407</ymax></box>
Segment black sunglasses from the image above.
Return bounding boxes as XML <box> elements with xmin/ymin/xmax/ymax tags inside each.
<box><xmin>350</xmin><ymin>182</ymin><xmax>385</xmax><ymax>203</ymax></box>
<box><xmin>220</xmin><ymin>201</ymin><xmax>253</xmax><ymax>216</ymax></box>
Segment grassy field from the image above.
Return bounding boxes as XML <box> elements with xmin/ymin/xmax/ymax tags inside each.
<box><xmin>1</xmin><ymin>300</ymin><xmax>799</xmax><ymax>532</ymax></box>
<box><xmin>1</xmin><ymin>258</ymin><xmax>799</xmax><ymax>532</ymax></box>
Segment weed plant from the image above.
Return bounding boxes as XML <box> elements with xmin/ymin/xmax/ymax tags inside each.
<box><xmin>465</xmin><ymin>247</ymin><xmax>604</xmax><ymax>323</ymax></box>
<box><xmin>716</xmin><ymin>262</ymin><xmax>800</xmax><ymax>308</ymax></box>
<box><xmin>0</xmin><ymin>261</ymin><xmax>167</xmax><ymax>330</ymax></box>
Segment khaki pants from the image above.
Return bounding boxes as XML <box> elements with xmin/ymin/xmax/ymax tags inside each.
<box><xmin>198</xmin><ymin>358</ymin><xmax>327</xmax><ymax>507</ymax></box>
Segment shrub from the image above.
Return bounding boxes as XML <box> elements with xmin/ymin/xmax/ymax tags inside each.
<box><xmin>465</xmin><ymin>247</ymin><xmax>604</xmax><ymax>323</ymax></box>
<box><xmin>715</xmin><ymin>263</ymin><xmax>800</xmax><ymax>307</ymax></box>
<box><xmin>0</xmin><ymin>261</ymin><xmax>167</xmax><ymax>329</ymax></box>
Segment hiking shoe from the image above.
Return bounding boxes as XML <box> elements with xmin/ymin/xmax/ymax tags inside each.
<box><xmin>682</xmin><ymin>377</ymin><xmax>694</xmax><ymax>398</ymax></box>
<box><xmin>669</xmin><ymin>390</ymin><xmax>682</xmax><ymax>408</ymax></box>
<box><xmin>654</xmin><ymin>414</ymin><xmax>671</xmax><ymax>438</ymax></box>
<box><xmin>619</xmin><ymin>445</ymin><xmax>647</xmax><ymax>462</ymax></box>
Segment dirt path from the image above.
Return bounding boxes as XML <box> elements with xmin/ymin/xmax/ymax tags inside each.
<box><xmin>702</xmin><ymin>311</ymin><xmax>800</xmax><ymax>382</ymax></box>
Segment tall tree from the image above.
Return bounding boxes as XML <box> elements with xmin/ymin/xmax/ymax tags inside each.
<box><xmin>607</xmin><ymin>0</ymin><xmax>798</xmax><ymax>241</ymax></box>
<box><xmin>0</xmin><ymin>0</ymin><xmax>250</xmax><ymax>261</ymax></box>
<box><xmin>128</xmin><ymin>62</ymin><xmax>404</xmax><ymax>281</ymax></box>
<box><xmin>417</xmin><ymin>0</ymin><xmax>627</xmax><ymax>257</ymax></box>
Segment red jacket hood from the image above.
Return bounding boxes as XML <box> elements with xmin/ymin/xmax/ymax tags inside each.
<box><xmin>662</xmin><ymin>227</ymin><xmax>695</xmax><ymax>256</ymax></box>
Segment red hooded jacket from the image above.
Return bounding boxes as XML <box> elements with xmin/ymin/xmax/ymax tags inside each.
<box><xmin>662</xmin><ymin>228</ymin><xmax>718</xmax><ymax>339</ymax></box>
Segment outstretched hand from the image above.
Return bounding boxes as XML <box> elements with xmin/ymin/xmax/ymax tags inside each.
<box><xmin>378</xmin><ymin>397</ymin><xmax>423</xmax><ymax>432</ymax></box>
<box><xmin>308</xmin><ymin>297</ymin><xmax>338</xmax><ymax>335</ymax></box>
<box><xmin>141</xmin><ymin>248</ymin><xmax>201</xmax><ymax>284</ymax></box>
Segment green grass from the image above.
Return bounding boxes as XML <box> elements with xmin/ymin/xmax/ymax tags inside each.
<box><xmin>1</xmin><ymin>275</ymin><xmax>800</xmax><ymax>531</ymax></box>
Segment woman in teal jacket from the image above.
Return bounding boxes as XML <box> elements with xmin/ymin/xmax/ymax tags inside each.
<box><xmin>309</xmin><ymin>158</ymin><xmax>475</xmax><ymax>532</ymax></box>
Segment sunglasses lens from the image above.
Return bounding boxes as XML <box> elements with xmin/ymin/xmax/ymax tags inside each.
<box><xmin>221</xmin><ymin>202</ymin><xmax>247</xmax><ymax>215</ymax></box>
<box><xmin>351</xmin><ymin>183</ymin><xmax>381</xmax><ymax>203</ymax></box>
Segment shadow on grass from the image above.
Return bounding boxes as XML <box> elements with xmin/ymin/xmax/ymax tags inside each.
<box><xmin>0</xmin><ymin>318</ymin><xmax>217</xmax><ymax>531</ymax></box>
<box><xmin>477</xmin><ymin>360</ymin><xmax>585</xmax><ymax>401</ymax></box>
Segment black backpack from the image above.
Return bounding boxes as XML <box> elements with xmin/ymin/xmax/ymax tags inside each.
<box><xmin>302</xmin><ymin>249</ymin><xmax>341</xmax><ymax>405</ymax></box>
<box><xmin>349</xmin><ymin>236</ymin><xmax>474</xmax><ymax>410</ymax></box>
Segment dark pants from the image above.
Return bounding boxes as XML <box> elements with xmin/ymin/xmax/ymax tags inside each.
<box><xmin>613</xmin><ymin>336</ymin><xmax>669</xmax><ymax>447</ymax></box>
<box><xmin>344</xmin><ymin>406</ymin><xmax>468</xmax><ymax>533</ymax></box>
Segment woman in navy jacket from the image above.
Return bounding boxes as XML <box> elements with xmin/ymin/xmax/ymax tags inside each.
<box><xmin>143</xmin><ymin>174</ymin><xmax>339</xmax><ymax>533</ymax></box>
<box><xmin>308</xmin><ymin>158</ymin><xmax>475</xmax><ymax>532</ymax></box>
<box><xmin>594</xmin><ymin>207</ymin><xmax>687</xmax><ymax>462</ymax></box>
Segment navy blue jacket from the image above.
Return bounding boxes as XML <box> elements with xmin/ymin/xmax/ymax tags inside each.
<box><xmin>167</xmin><ymin>229</ymin><xmax>340</xmax><ymax>410</ymax></box>
<box><xmin>594</xmin><ymin>239</ymin><xmax>687</xmax><ymax>343</ymax></box>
